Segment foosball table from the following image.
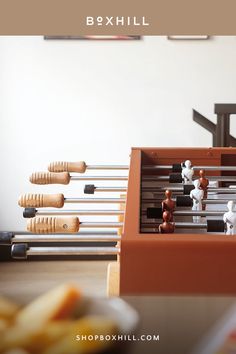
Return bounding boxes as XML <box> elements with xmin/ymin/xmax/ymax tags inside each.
<box><xmin>2</xmin><ymin>147</ymin><xmax>236</xmax><ymax>296</ymax></box>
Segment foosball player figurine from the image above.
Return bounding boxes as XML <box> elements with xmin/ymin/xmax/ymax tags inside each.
<box><xmin>223</xmin><ymin>201</ymin><xmax>236</xmax><ymax>235</ymax></box>
<box><xmin>199</xmin><ymin>169</ymin><xmax>209</xmax><ymax>210</ymax></box>
<box><xmin>190</xmin><ymin>179</ymin><xmax>204</xmax><ymax>223</ymax></box>
<box><xmin>181</xmin><ymin>160</ymin><xmax>194</xmax><ymax>185</ymax></box>
<box><xmin>162</xmin><ymin>190</ymin><xmax>175</xmax><ymax>221</ymax></box>
<box><xmin>159</xmin><ymin>211</ymin><xmax>175</xmax><ymax>234</ymax></box>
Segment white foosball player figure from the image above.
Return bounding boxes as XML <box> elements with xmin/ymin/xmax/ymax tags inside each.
<box><xmin>223</xmin><ymin>201</ymin><xmax>236</xmax><ymax>235</ymax></box>
<box><xmin>190</xmin><ymin>179</ymin><xmax>204</xmax><ymax>223</ymax></box>
<box><xmin>182</xmin><ymin>160</ymin><xmax>194</xmax><ymax>185</ymax></box>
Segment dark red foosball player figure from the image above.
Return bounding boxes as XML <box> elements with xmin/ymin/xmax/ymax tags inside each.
<box><xmin>162</xmin><ymin>190</ymin><xmax>175</xmax><ymax>221</ymax></box>
<box><xmin>159</xmin><ymin>211</ymin><xmax>175</xmax><ymax>234</ymax></box>
<box><xmin>199</xmin><ymin>169</ymin><xmax>209</xmax><ymax>210</ymax></box>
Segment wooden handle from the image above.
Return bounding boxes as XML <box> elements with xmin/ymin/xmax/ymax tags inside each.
<box><xmin>29</xmin><ymin>172</ymin><xmax>70</xmax><ymax>185</ymax></box>
<box><xmin>48</xmin><ymin>161</ymin><xmax>86</xmax><ymax>173</ymax></box>
<box><xmin>18</xmin><ymin>194</ymin><xmax>64</xmax><ymax>208</ymax></box>
<box><xmin>27</xmin><ymin>217</ymin><xmax>80</xmax><ymax>234</ymax></box>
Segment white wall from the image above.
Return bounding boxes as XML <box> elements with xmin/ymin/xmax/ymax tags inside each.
<box><xmin>1</xmin><ymin>36</ymin><xmax>236</xmax><ymax>230</ymax></box>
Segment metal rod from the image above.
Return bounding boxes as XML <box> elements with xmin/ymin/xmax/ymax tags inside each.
<box><xmin>35</xmin><ymin>209</ymin><xmax>226</xmax><ymax>218</ymax></box>
<box><xmin>60</xmin><ymin>164</ymin><xmax>236</xmax><ymax>172</ymax></box>
<box><xmin>93</xmin><ymin>187</ymin><xmax>127</xmax><ymax>192</ymax></box>
<box><xmin>90</xmin><ymin>186</ymin><xmax>181</xmax><ymax>193</ymax></box>
<box><xmin>86</xmin><ymin>165</ymin><xmax>128</xmax><ymax>170</ymax></box>
<box><xmin>12</xmin><ymin>234</ymin><xmax>121</xmax><ymax>243</ymax></box>
<box><xmin>202</xmin><ymin>188</ymin><xmax>236</xmax><ymax>194</ymax></box>
<box><xmin>203</xmin><ymin>199</ymin><xmax>236</xmax><ymax>204</ymax></box>
<box><xmin>26</xmin><ymin>246</ymin><xmax>120</xmax><ymax>256</ymax></box>
<box><xmin>142</xmin><ymin>186</ymin><xmax>182</xmax><ymax>192</ymax></box>
<box><xmin>142</xmin><ymin>222</ymin><xmax>207</xmax><ymax>229</ymax></box>
<box><xmin>5</xmin><ymin>230</ymin><xmax>119</xmax><ymax>236</ymax></box>
<box><xmin>70</xmin><ymin>174</ymin><xmax>236</xmax><ymax>183</ymax></box>
<box><xmin>173</xmin><ymin>210</ymin><xmax>224</xmax><ymax>216</ymax></box>
<box><xmin>33</xmin><ymin>209</ymin><xmax>125</xmax><ymax>216</ymax></box>
<box><xmin>143</xmin><ymin>176</ymin><xmax>236</xmax><ymax>182</ymax></box>
<box><xmin>143</xmin><ymin>165</ymin><xmax>236</xmax><ymax>171</ymax></box>
<box><xmin>142</xmin><ymin>198</ymin><xmax>236</xmax><ymax>204</ymax></box>
<box><xmin>175</xmin><ymin>222</ymin><xmax>207</xmax><ymax>228</ymax></box>
<box><xmin>26</xmin><ymin>196</ymin><xmax>231</xmax><ymax>207</ymax></box>
<box><xmin>71</xmin><ymin>176</ymin><xmax>128</xmax><ymax>181</ymax></box>
<box><xmin>65</xmin><ymin>198</ymin><xmax>126</xmax><ymax>204</ymax></box>
<box><xmin>90</xmin><ymin>185</ymin><xmax>236</xmax><ymax>194</ymax></box>
<box><xmin>77</xmin><ymin>164</ymin><xmax>236</xmax><ymax>171</ymax></box>
<box><xmin>142</xmin><ymin>187</ymin><xmax>236</xmax><ymax>194</ymax></box>
<box><xmin>80</xmin><ymin>222</ymin><xmax>123</xmax><ymax>228</ymax></box>
<box><xmin>142</xmin><ymin>210</ymin><xmax>226</xmax><ymax>217</ymax></box>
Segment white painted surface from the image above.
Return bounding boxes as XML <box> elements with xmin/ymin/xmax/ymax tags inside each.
<box><xmin>0</xmin><ymin>36</ymin><xmax>236</xmax><ymax>229</ymax></box>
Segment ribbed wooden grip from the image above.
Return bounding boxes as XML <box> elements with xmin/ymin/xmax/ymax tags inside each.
<box><xmin>27</xmin><ymin>217</ymin><xmax>80</xmax><ymax>234</ymax></box>
<box><xmin>29</xmin><ymin>172</ymin><xmax>70</xmax><ymax>185</ymax></box>
<box><xmin>18</xmin><ymin>194</ymin><xmax>65</xmax><ymax>208</ymax></box>
<box><xmin>48</xmin><ymin>161</ymin><xmax>86</xmax><ymax>173</ymax></box>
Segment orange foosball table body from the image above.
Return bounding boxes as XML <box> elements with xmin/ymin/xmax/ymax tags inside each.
<box><xmin>120</xmin><ymin>147</ymin><xmax>236</xmax><ymax>295</ymax></box>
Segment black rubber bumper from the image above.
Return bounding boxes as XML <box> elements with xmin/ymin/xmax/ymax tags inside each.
<box><xmin>11</xmin><ymin>244</ymin><xmax>28</xmax><ymax>259</ymax></box>
<box><xmin>0</xmin><ymin>232</ymin><xmax>14</xmax><ymax>245</ymax></box>
<box><xmin>84</xmin><ymin>184</ymin><xmax>96</xmax><ymax>194</ymax></box>
<box><xmin>169</xmin><ymin>173</ymin><xmax>183</xmax><ymax>183</ymax></box>
<box><xmin>146</xmin><ymin>207</ymin><xmax>163</xmax><ymax>219</ymax></box>
<box><xmin>207</xmin><ymin>220</ymin><xmax>225</xmax><ymax>232</ymax></box>
<box><xmin>23</xmin><ymin>208</ymin><xmax>37</xmax><ymax>218</ymax></box>
<box><xmin>172</xmin><ymin>163</ymin><xmax>182</xmax><ymax>172</ymax></box>
<box><xmin>183</xmin><ymin>184</ymin><xmax>194</xmax><ymax>195</ymax></box>
<box><xmin>176</xmin><ymin>196</ymin><xmax>193</xmax><ymax>207</ymax></box>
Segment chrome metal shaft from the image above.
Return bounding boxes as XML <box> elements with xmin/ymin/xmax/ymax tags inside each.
<box><xmin>27</xmin><ymin>246</ymin><xmax>119</xmax><ymax>256</ymax></box>
<box><xmin>142</xmin><ymin>222</ymin><xmax>207</xmax><ymax>229</ymax></box>
<box><xmin>173</xmin><ymin>210</ymin><xmax>224</xmax><ymax>216</ymax></box>
<box><xmin>80</xmin><ymin>222</ymin><xmax>123</xmax><ymax>228</ymax></box>
<box><xmin>33</xmin><ymin>209</ymin><xmax>124</xmax><ymax>216</ymax></box>
<box><xmin>89</xmin><ymin>185</ymin><xmax>236</xmax><ymax>194</ymax></box>
<box><xmin>91</xmin><ymin>186</ymin><xmax>127</xmax><ymax>192</ymax></box>
<box><xmin>203</xmin><ymin>199</ymin><xmax>236</xmax><ymax>204</ymax></box>
<box><xmin>143</xmin><ymin>187</ymin><xmax>236</xmax><ymax>194</ymax></box>
<box><xmin>65</xmin><ymin>198</ymin><xmax>126</xmax><ymax>204</ymax></box>
<box><xmin>26</xmin><ymin>246</ymin><xmax>119</xmax><ymax>256</ymax></box>
<box><xmin>28</xmin><ymin>208</ymin><xmax>227</xmax><ymax>219</ymax></box>
<box><xmin>175</xmin><ymin>222</ymin><xmax>207</xmax><ymax>228</ymax></box>
<box><xmin>87</xmin><ymin>165</ymin><xmax>128</xmax><ymax>170</ymax></box>
<box><xmin>142</xmin><ymin>210</ymin><xmax>226</xmax><ymax>217</ymax></box>
<box><xmin>142</xmin><ymin>198</ymin><xmax>236</xmax><ymax>204</ymax></box>
<box><xmin>6</xmin><ymin>230</ymin><xmax>118</xmax><ymax>236</ymax></box>
<box><xmin>71</xmin><ymin>176</ymin><xmax>128</xmax><ymax>181</ymax></box>
<box><xmin>143</xmin><ymin>176</ymin><xmax>236</xmax><ymax>182</ymax></box>
<box><xmin>11</xmin><ymin>234</ymin><xmax>121</xmax><ymax>243</ymax></box>
<box><xmin>143</xmin><ymin>165</ymin><xmax>236</xmax><ymax>171</ymax></box>
<box><xmin>0</xmin><ymin>231</ymin><xmax>121</xmax><ymax>245</ymax></box>
<box><xmin>79</xmin><ymin>164</ymin><xmax>236</xmax><ymax>171</ymax></box>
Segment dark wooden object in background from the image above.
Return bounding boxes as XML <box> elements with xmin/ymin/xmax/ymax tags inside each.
<box><xmin>193</xmin><ymin>104</ymin><xmax>236</xmax><ymax>147</ymax></box>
